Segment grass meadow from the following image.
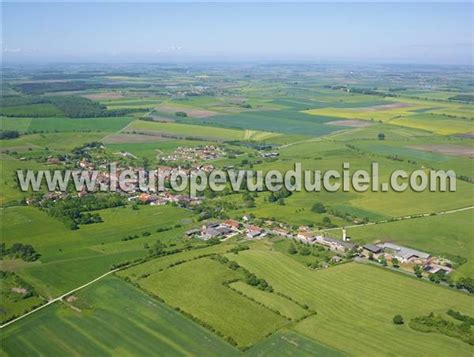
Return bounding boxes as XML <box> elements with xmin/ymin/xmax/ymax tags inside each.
<box><xmin>127</xmin><ymin>120</ymin><xmax>282</xmax><ymax>141</ymax></box>
<box><xmin>230</xmin><ymin>248</ymin><xmax>474</xmax><ymax>356</ymax></box>
<box><xmin>138</xmin><ymin>257</ymin><xmax>289</xmax><ymax>349</ymax></box>
<box><xmin>1</xmin><ymin>205</ymin><xmax>195</xmax><ymax>298</ymax></box>
<box><xmin>0</xmin><ymin>277</ymin><xmax>240</xmax><ymax>356</ymax></box>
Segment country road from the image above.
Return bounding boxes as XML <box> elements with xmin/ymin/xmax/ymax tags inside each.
<box><xmin>0</xmin><ymin>268</ymin><xmax>122</xmax><ymax>330</ymax></box>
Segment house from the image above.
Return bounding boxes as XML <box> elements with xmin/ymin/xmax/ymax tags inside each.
<box><xmin>201</xmin><ymin>164</ymin><xmax>215</xmax><ymax>173</ymax></box>
<box><xmin>199</xmin><ymin>222</ymin><xmax>235</xmax><ymax>240</ymax></box>
<box><xmin>423</xmin><ymin>264</ymin><xmax>452</xmax><ymax>275</ymax></box>
<box><xmin>260</xmin><ymin>152</ymin><xmax>279</xmax><ymax>158</ymax></box>
<box><xmin>297</xmin><ymin>230</ymin><xmax>315</xmax><ymax>243</ymax></box>
<box><xmin>379</xmin><ymin>243</ymin><xmax>430</xmax><ymax>263</ymax></box>
<box><xmin>138</xmin><ymin>193</ymin><xmax>152</xmax><ymax>203</ymax></box>
<box><xmin>185</xmin><ymin>229</ymin><xmax>200</xmax><ymax>237</ymax></box>
<box><xmin>201</xmin><ymin>227</ymin><xmax>222</xmax><ymax>240</ymax></box>
<box><xmin>202</xmin><ymin>226</ymin><xmax>234</xmax><ymax>240</ymax></box>
<box><xmin>77</xmin><ymin>190</ymin><xmax>88</xmax><ymax>198</ymax></box>
<box><xmin>362</xmin><ymin>244</ymin><xmax>383</xmax><ymax>258</ymax></box>
<box><xmin>272</xmin><ymin>227</ymin><xmax>290</xmax><ymax>237</ymax></box>
<box><xmin>79</xmin><ymin>160</ymin><xmax>95</xmax><ymax>170</ymax></box>
<box><xmin>316</xmin><ymin>236</ymin><xmax>356</xmax><ymax>252</ymax></box>
<box><xmin>246</xmin><ymin>225</ymin><xmax>264</xmax><ymax>239</ymax></box>
<box><xmin>246</xmin><ymin>230</ymin><xmax>262</xmax><ymax>239</ymax></box>
<box><xmin>150</xmin><ymin>198</ymin><xmax>168</xmax><ymax>206</ymax></box>
<box><xmin>223</xmin><ymin>219</ymin><xmax>240</xmax><ymax>230</ymax></box>
<box><xmin>217</xmin><ymin>226</ymin><xmax>234</xmax><ymax>236</ymax></box>
<box><xmin>202</xmin><ymin>222</ymin><xmax>220</xmax><ymax>230</ymax></box>
<box><xmin>156</xmin><ymin>166</ymin><xmax>174</xmax><ymax>178</ymax></box>
<box><xmin>47</xmin><ymin>157</ymin><xmax>61</xmax><ymax>165</ymax></box>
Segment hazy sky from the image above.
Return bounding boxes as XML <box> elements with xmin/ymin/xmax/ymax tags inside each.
<box><xmin>2</xmin><ymin>2</ymin><xmax>473</xmax><ymax>64</ymax></box>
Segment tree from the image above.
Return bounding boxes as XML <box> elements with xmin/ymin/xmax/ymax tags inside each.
<box><xmin>413</xmin><ymin>264</ymin><xmax>423</xmax><ymax>278</ymax></box>
<box><xmin>149</xmin><ymin>240</ymin><xmax>166</xmax><ymax>256</ymax></box>
<box><xmin>391</xmin><ymin>257</ymin><xmax>400</xmax><ymax>268</ymax></box>
<box><xmin>299</xmin><ymin>246</ymin><xmax>311</xmax><ymax>256</ymax></box>
<box><xmin>246</xmin><ymin>273</ymin><xmax>258</xmax><ymax>286</ymax></box>
<box><xmin>322</xmin><ymin>216</ymin><xmax>332</xmax><ymax>227</ymax></box>
<box><xmin>429</xmin><ymin>273</ymin><xmax>441</xmax><ymax>284</ymax></box>
<box><xmin>243</xmin><ymin>193</ymin><xmax>255</xmax><ymax>208</ymax></box>
<box><xmin>378</xmin><ymin>133</ymin><xmax>385</xmax><ymax>140</ymax></box>
<box><xmin>287</xmin><ymin>244</ymin><xmax>297</xmax><ymax>255</ymax></box>
<box><xmin>0</xmin><ymin>130</ymin><xmax>20</xmax><ymax>140</ymax></box>
<box><xmin>379</xmin><ymin>256</ymin><xmax>387</xmax><ymax>266</ymax></box>
<box><xmin>311</xmin><ymin>202</ymin><xmax>327</xmax><ymax>213</ymax></box>
<box><xmin>393</xmin><ymin>315</ymin><xmax>404</xmax><ymax>325</ymax></box>
<box><xmin>228</xmin><ymin>261</ymin><xmax>240</xmax><ymax>270</ymax></box>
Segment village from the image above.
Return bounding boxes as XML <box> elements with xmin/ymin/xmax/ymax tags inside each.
<box><xmin>29</xmin><ymin>154</ymin><xmax>221</xmax><ymax>208</ymax></box>
<box><xmin>31</xmin><ymin>150</ymin><xmax>457</xmax><ymax>283</ymax></box>
<box><xmin>184</xmin><ymin>217</ymin><xmax>455</xmax><ymax>280</ymax></box>
<box><xmin>159</xmin><ymin>145</ymin><xmax>227</xmax><ymax>163</ymax></box>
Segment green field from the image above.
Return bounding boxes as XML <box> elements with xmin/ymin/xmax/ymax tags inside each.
<box><xmin>1</xmin><ymin>204</ymin><xmax>195</xmax><ymax>298</ymax></box>
<box><xmin>1</xmin><ymin>116</ymin><xmax>134</xmax><ymax>133</ymax></box>
<box><xmin>335</xmin><ymin>209</ymin><xmax>474</xmax><ymax>259</ymax></box>
<box><xmin>304</xmin><ymin>98</ymin><xmax>473</xmax><ymax>135</ymax></box>
<box><xmin>231</xmin><ymin>248</ymin><xmax>474</xmax><ymax>356</ymax></box>
<box><xmin>188</xmin><ymin>110</ymin><xmax>347</xmax><ymax>136</ymax></box>
<box><xmin>390</xmin><ymin>113</ymin><xmax>473</xmax><ymax>135</ymax></box>
<box><xmin>0</xmin><ymin>132</ymin><xmax>107</xmax><ymax>152</ymax></box>
<box><xmin>1</xmin><ymin>63</ymin><xmax>473</xmax><ymax>356</ymax></box>
<box><xmin>0</xmin><ymin>271</ymin><xmax>43</xmax><ymax>324</ymax></box>
<box><xmin>118</xmin><ymin>242</ymin><xmax>237</xmax><ymax>280</ymax></box>
<box><xmin>229</xmin><ymin>281</ymin><xmax>308</xmax><ymax>321</ymax></box>
<box><xmin>127</xmin><ymin>120</ymin><xmax>281</xmax><ymax>141</ymax></box>
<box><xmin>228</xmin><ymin>138</ymin><xmax>473</xmax><ymax>225</ymax></box>
<box><xmin>0</xmin><ymin>154</ymin><xmax>44</xmax><ymax>204</ymax></box>
<box><xmin>245</xmin><ymin>330</ymin><xmax>343</xmax><ymax>356</ymax></box>
<box><xmin>0</xmin><ymin>103</ymin><xmax>63</xmax><ymax>117</ymax></box>
<box><xmin>138</xmin><ymin>257</ymin><xmax>289</xmax><ymax>349</ymax></box>
<box><xmin>0</xmin><ymin>277</ymin><xmax>240</xmax><ymax>356</ymax></box>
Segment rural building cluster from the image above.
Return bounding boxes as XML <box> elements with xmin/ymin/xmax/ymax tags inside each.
<box><xmin>183</xmin><ymin>218</ymin><xmax>455</xmax><ymax>278</ymax></box>
<box><xmin>159</xmin><ymin>145</ymin><xmax>226</xmax><ymax>163</ymax></box>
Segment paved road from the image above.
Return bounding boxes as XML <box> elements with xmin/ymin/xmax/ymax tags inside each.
<box><xmin>0</xmin><ymin>268</ymin><xmax>121</xmax><ymax>329</ymax></box>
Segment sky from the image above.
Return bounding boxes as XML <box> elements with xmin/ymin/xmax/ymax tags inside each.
<box><xmin>2</xmin><ymin>2</ymin><xmax>473</xmax><ymax>65</ymax></box>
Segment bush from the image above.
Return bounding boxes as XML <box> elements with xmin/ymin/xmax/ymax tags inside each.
<box><xmin>311</xmin><ymin>202</ymin><xmax>326</xmax><ymax>213</ymax></box>
<box><xmin>0</xmin><ymin>130</ymin><xmax>20</xmax><ymax>139</ymax></box>
<box><xmin>393</xmin><ymin>314</ymin><xmax>404</xmax><ymax>325</ymax></box>
<box><xmin>287</xmin><ymin>244</ymin><xmax>297</xmax><ymax>255</ymax></box>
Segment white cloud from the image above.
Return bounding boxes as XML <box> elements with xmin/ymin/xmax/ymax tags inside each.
<box><xmin>155</xmin><ymin>45</ymin><xmax>183</xmax><ymax>54</ymax></box>
<box><xmin>3</xmin><ymin>47</ymin><xmax>22</xmax><ymax>53</ymax></box>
